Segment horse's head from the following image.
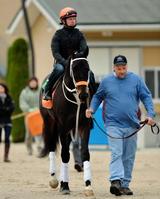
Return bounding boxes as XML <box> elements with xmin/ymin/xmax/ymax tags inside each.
<box><xmin>71</xmin><ymin>57</ymin><xmax>90</xmax><ymax>101</ymax></box>
<box><xmin>64</xmin><ymin>49</ymin><xmax>90</xmax><ymax>102</ymax></box>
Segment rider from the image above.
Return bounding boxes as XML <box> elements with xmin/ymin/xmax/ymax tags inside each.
<box><xmin>42</xmin><ymin>7</ymin><xmax>96</xmax><ymax>108</ymax></box>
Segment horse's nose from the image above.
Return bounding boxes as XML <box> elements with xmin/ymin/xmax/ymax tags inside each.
<box><xmin>79</xmin><ymin>92</ymin><xmax>89</xmax><ymax>101</ymax></box>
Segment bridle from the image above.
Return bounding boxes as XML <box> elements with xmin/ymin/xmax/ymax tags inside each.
<box><xmin>62</xmin><ymin>57</ymin><xmax>90</xmax><ymax>142</ymax></box>
<box><xmin>62</xmin><ymin>57</ymin><xmax>90</xmax><ymax>105</ymax></box>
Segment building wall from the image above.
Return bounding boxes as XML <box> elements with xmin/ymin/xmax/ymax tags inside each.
<box><xmin>32</xmin><ymin>15</ymin><xmax>56</xmax><ymax>84</ymax></box>
<box><xmin>88</xmin><ymin>46</ymin><xmax>141</xmax><ymax>82</ymax></box>
<box><xmin>143</xmin><ymin>47</ymin><xmax>160</xmax><ymax>66</ymax></box>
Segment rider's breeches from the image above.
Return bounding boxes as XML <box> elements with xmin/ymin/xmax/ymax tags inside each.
<box><xmin>44</xmin><ymin>63</ymin><xmax>64</xmax><ymax>91</ymax></box>
<box><xmin>0</xmin><ymin>125</ymin><xmax>12</xmax><ymax>144</ymax></box>
<box><xmin>107</xmin><ymin>126</ymin><xmax>137</xmax><ymax>188</ymax></box>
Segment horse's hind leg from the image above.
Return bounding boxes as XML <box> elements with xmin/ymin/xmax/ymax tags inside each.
<box><xmin>59</xmin><ymin>133</ymin><xmax>71</xmax><ymax>194</ymax></box>
<box><xmin>81</xmin><ymin>129</ymin><xmax>95</xmax><ymax>197</ymax></box>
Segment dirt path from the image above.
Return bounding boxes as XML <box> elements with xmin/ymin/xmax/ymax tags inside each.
<box><xmin>0</xmin><ymin>143</ymin><xmax>160</xmax><ymax>199</ymax></box>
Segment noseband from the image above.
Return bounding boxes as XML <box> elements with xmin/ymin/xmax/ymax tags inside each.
<box><xmin>75</xmin><ymin>81</ymin><xmax>89</xmax><ymax>87</ymax></box>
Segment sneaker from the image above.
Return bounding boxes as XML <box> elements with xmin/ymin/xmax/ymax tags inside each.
<box><xmin>120</xmin><ymin>187</ymin><xmax>133</xmax><ymax>195</ymax></box>
<box><xmin>110</xmin><ymin>180</ymin><xmax>122</xmax><ymax>196</ymax></box>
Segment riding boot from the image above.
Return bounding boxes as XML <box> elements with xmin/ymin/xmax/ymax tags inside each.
<box><xmin>42</xmin><ymin>72</ymin><xmax>56</xmax><ymax>109</ymax></box>
<box><xmin>42</xmin><ymin>64</ymin><xmax>64</xmax><ymax>109</ymax></box>
<box><xmin>42</xmin><ymin>78</ymin><xmax>53</xmax><ymax>100</ymax></box>
<box><xmin>43</xmin><ymin>63</ymin><xmax>65</xmax><ymax>99</ymax></box>
<box><xmin>4</xmin><ymin>143</ymin><xmax>11</xmax><ymax>162</ymax></box>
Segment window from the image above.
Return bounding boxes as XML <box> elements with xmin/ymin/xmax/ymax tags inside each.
<box><xmin>145</xmin><ymin>70</ymin><xmax>155</xmax><ymax>98</ymax></box>
<box><xmin>158</xmin><ymin>71</ymin><xmax>160</xmax><ymax>98</ymax></box>
<box><xmin>143</xmin><ymin>67</ymin><xmax>160</xmax><ymax>100</ymax></box>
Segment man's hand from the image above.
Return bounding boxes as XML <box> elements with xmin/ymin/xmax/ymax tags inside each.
<box><xmin>146</xmin><ymin>117</ymin><xmax>155</xmax><ymax>126</ymax></box>
<box><xmin>85</xmin><ymin>108</ymin><xmax>93</xmax><ymax>118</ymax></box>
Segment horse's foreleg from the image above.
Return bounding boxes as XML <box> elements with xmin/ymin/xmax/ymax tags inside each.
<box><xmin>49</xmin><ymin>151</ymin><xmax>59</xmax><ymax>188</ymax></box>
<box><xmin>83</xmin><ymin>161</ymin><xmax>95</xmax><ymax>197</ymax></box>
<box><xmin>59</xmin><ymin>162</ymin><xmax>69</xmax><ymax>183</ymax></box>
<box><xmin>81</xmin><ymin>131</ymin><xmax>91</xmax><ymax>185</ymax></box>
<box><xmin>81</xmin><ymin>130</ymin><xmax>95</xmax><ymax>197</ymax></box>
<box><xmin>59</xmin><ymin>134</ymin><xmax>71</xmax><ymax>194</ymax></box>
<box><xmin>83</xmin><ymin>161</ymin><xmax>91</xmax><ymax>185</ymax></box>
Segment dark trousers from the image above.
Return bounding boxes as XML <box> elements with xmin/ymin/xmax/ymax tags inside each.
<box><xmin>0</xmin><ymin>125</ymin><xmax>12</xmax><ymax>144</ymax></box>
<box><xmin>43</xmin><ymin>63</ymin><xmax>64</xmax><ymax>93</ymax></box>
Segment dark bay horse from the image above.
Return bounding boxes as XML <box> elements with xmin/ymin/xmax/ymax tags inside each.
<box><xmin>40</xmin><ymin>52</ymin><xmax>95</xmax><ymax>196</ymax></box>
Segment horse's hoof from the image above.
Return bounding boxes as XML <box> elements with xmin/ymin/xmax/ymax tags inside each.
<box><xmin>60</xmin><ymin>189</ymin><xmax>70</xmax><ymax>195</ymax></box>
<box><xmin>49</xmin><ymin>177</ymin><xmax>59</xmax><ymax>188</ymax></box>
<box><xmin>59</xmin><ymin>181</ymin><xmax>70</xmax><ymax>195</ymax></box>
<box><xmin>84</xmin><ymin>185</ymin><xmax>95</xmax><ymax>197</ymax></box>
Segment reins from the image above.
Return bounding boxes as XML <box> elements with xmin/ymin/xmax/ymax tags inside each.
<box><xmin>92</xmin><ymin>117</ymin><xmax>160</xmax><ymax>139</ymax></box>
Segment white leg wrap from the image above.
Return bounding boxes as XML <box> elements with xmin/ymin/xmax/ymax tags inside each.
<box><xmin>59</xmin><ymin>162</ymin><xmax>69</xmax><ymax>182</ymax></box>
<box><xmin>83</xmin><ymin>161</ymin><xmax>91</xmax><ymax>182</ymax></box>
<box><xmin>49</xmin><ymin>152</ymin><xmax>56</xmax><ymax>174</ymax></box>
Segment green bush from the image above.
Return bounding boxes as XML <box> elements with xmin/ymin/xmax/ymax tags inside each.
<box><xmin>6</xmin><ymin>38</ymin><xmax>29</xmax><ymax>142</ymax></box>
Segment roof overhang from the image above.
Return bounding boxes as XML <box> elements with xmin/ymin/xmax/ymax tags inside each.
<box><xmin>78</xmin><ymin>24</ymin><xmax>160</xmax><ymax>32</ymax></box>
<box><xmin>6</xmin><ymin>0</ymin><xmax>60</xmax><ymax>35</ymax></box>
<box><xmin>6</xmin><ymin>0</ymin><xmax>160</xmax><ymax>35</ymax></box>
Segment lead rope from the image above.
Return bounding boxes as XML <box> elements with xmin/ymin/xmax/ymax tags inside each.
<box><xmin>71</xmin><ymin>72</ymin><xmax>90</xmax><ymax>142</ymax></box>
<box><xmin>62</xmin><ymin>76</ymin><xmax>81</xmax><ymax>142</ymax></box>
<box><xmin>92</xmin><ymin>118</ymin><xmax>159</xmax><ymax>139</ymax></box>
<box><xmin>70</xmin><ymin>96</ymin><xmax>81</xmax><ymax>142</ymax></box>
